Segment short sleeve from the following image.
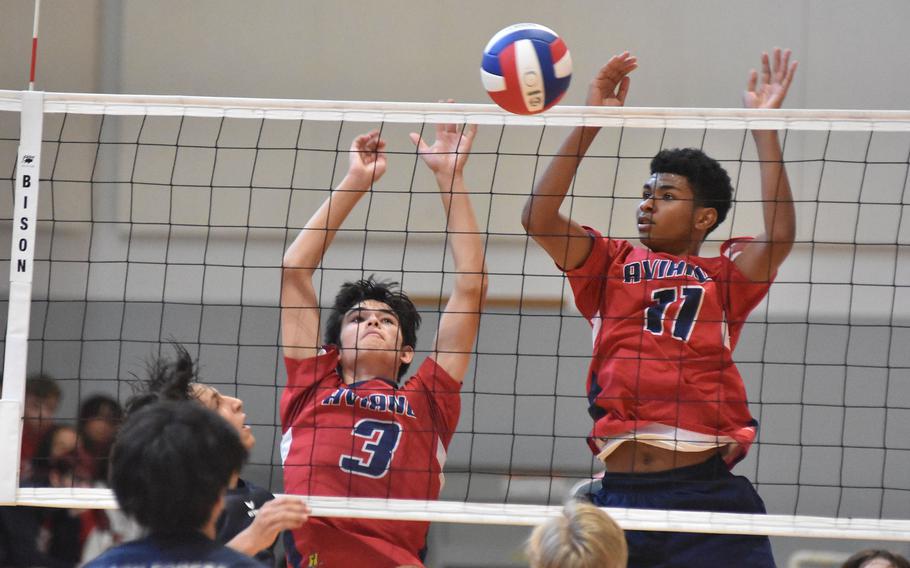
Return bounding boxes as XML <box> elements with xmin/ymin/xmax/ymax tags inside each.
<box><xmin>406</xmin><ymin>357</ymin><xmax>462</xmax><ymax>446</ymax></box>
<box><xmin>280</xmin><ymin>347</ymin><xmax>340</xmax><ymax>431</ymax></box>
<box><xmin>565</xmin><ymin>227</ymin><xmax>629</xmax><ymax>321</ymax></box>
<box><xmin>720</xmin><ymin>238</ymin><xmax>774</xmax><ymax>322</ymax></box>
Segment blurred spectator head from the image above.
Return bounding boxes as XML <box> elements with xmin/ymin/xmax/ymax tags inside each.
<box><xmin>30</xmin><ymin>424</ymin><xmax>91</xmax><ymax>487</ymax></box>
<box><xmin>24</xmin><ymin>374</ymin><xmax>61</xmax><ymax>427</ymax></box>
<box><xmin>78</xmin><ymin>394</ymin><xmax>124</xmax><ymax>453</ymax></box>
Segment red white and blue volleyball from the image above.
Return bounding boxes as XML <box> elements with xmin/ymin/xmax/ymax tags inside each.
<box><xmin>481</xmin><ymin>23</ymin><xmax>572</xmax><ymax>115</ymax></box>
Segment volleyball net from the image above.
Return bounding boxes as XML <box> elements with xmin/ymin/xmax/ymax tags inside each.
<box><xmin>1</xmin><ymin>90</ymin><xmax>909</xmax><ymax>541</ymax></box>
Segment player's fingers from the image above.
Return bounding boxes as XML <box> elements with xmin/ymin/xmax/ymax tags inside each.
<box><xmin>746</xmin><ymin>69</ymin><xmax>758</xmax><ymax>94</ymax></box>
<box><xmin>270</xmin><ymin>505</ymin><xmax>309</xmax><ymax>520</ymax></box>
<box><xmin>616</xmin><ymin>76</ymin><xmax>631</xmax><ymax>105</ymax></box>
<box><xmin>408</xmin><ymin>132</ymin><xmax>431</xmax><ymax>154</ymax></box>
<box><xmin>351</xmin><ymin>133</ymin><xmax>369</xmax><ymax>152</ymax></box>
<box><xmin>778</xmin><ymin>49</ymin><xmax>791</xmax><ymax>79</ymax></box>
<box><xmin>595</xmin><ymin>62</ymin><xmax>619</xmax><ymax>85</ymax></box>
<box><xmin>781</xmin><ymin>61</ymin><xmax>798</xmax><ymax>93</ymax></box>
<box><xmin>608</xmin><ymin>51</ymin><xmax>631</xmax><ymax>65</ymax></box>
<box><xmin>760</xmin><ymin>52</ymin><xmax>771</xmax><ymax>86</ymax></box>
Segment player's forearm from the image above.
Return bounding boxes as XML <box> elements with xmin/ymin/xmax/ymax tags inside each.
<box><xmin>226</xmin><ymin>529</ymin><xmax>265</xmax><ymax>557</ymax></box>
<box><xmin>438</xmin><ymin>176</ymin><xmax>487</xmax><ymax>288</ymax></box>
<box><xmin>521</xmin><ymin>126</ymin><xmax>599</xmax><ymax>233</ymax></box>
<box><xmin>752</xmin><ymin>130</ymin><xmax>796</xmax><ymax>246</ymax></box>
<box><xmin>282</xmin><ymin>175</ymin><xmax>368</xmax><ymax>271</ymax></box>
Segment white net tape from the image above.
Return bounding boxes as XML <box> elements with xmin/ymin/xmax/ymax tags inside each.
<box><xmin>2</xmin><ymin>90</ymin><xmax>910</xmax><ymax>131</ymax></box>
<box><xmin>15</xmin><ymin>488</ymin><xmax>910</xmax><ymax>541</ymax></box>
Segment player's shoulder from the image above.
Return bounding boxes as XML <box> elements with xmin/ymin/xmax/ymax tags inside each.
<box><xmin>402</xmin><ymin>356</ymin><xmax>460</xmax><ymax>392</ymax></box>
<box><xmin>229</xmin><ymin>477</ymin><xmax>274</xmax><ymax>501</ymax></box>
<box><xmin>85</xmin><ymin>534</ymin><xmax>262</xmax><ymax>567</ymax></box>
<box><xmin>693</xmin><ymin>237</ymin><xmax>755</xmax><ymax>274</ymax></box>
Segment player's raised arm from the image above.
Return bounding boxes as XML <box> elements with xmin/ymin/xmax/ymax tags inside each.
<box><xmin>281</xmin><ymin>131</ymin><xmax>387</xmax><ymax>360</ymax></box>
<box><xmin>410</xmin><ymin>119</ymin><xmax>487</xmax><ymax>383</ymax></box>
<box><xmin>521</xmin><ymin>51</ymin><xmax>638</xmax><ymax>270</ymax></box>
<box><xmin>734</xmin><ymin>48</ymin><xmax>798</xmax><ymax>281</ymax></box>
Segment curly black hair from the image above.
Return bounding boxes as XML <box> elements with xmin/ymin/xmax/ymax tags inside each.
<box><xmin>324</xmin><ymin>277</ymin><xmax>421</xmax><ymax>380</ymax></box>
<box><xmin>650</xmin><ymin>148</ymin><xmax>733</xmax><ymax>236</ymax></box>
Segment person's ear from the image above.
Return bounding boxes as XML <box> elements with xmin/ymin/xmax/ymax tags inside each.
<box><xmin>399</xmin><ymin>345</ymin><xmax>415</xmax><ymax>366</ymax></box>
<box><xmin>694</xmin><ymin>207</ymin><xmax>717</xmax><ymax>233</ymax></box>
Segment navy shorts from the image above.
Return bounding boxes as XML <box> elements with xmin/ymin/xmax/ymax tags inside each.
<box><xmin>587</xmin><ymin>454</ymin><xmax>775</xmax><ymax>568</ymax></box>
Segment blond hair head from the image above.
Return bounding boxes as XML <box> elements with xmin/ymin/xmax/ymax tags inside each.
<box><xmin>527</xmin><ymin>500</ymin><xmax>628</xmax><ymax>568</ymax></box>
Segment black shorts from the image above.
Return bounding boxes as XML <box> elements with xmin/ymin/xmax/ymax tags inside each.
<box><xmin>587</xmin><ymin>454</ymin><xmax>775</xmax><ymax>568</ymax></box>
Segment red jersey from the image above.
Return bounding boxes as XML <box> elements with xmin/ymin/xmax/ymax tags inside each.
<box><xmin>566</xmin><ymin>228</ymin><xmax>772</xmax><ymax>466</ymax></box>
<box><xmin>280</xmin><ymin>346</ymin><xmax>461</xmax><ymax>568</ymax></box>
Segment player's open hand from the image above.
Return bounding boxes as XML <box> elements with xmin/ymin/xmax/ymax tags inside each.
<box><xmin>229</xmin><ymin>495</ymin><xmax>310</xmax><ymax>555</ymax></box>
<box><xmin>347</xmin><ymin>130</ymin><xmax>387</xmax><ymax>188</ymax></box>
<box><xmin>743</xmin><ymin>48</ymin><xmax>798</xmax><ymax>110</ymax></box>
<box><xmin>410</xmin><ymin>101</ymin><xmax>477</xmax><ymax>184</ymax></box>
<box><xmin>588</xmin><ymin>51</ymin><xmax>638</xmax><ymax>107</ymax></box>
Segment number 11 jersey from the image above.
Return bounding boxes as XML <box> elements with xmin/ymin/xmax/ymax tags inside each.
<box><xmin>280</xmin><ymin>346</ymin><xmax>461</xmax><ymax>567</ymax></box>
<box><xmin>566</xmin><ymin>228</ymin><xmax>773</xmax><ymax>467</ymax></box>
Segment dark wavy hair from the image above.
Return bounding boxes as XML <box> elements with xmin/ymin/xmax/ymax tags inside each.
<box><xmin>126</xmin><ymin>343</ymin><xmax>198</xmax><ymax>415</ymax></box>
<box><xmin>324</xmin><ymin>277</ymin><xmax>421</xmax><ymax>379</ymax></box>
<box><xmin>650</xmin><ymin>148</ymin><xmax>734</xmax><ymax>236</ymax></box>
<box><xmin>110</xmin><ymin>401</ymin><xmax>247</xmax><ymax>535</ymax></box>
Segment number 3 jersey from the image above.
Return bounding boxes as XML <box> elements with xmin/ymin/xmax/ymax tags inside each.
<box><xmin>280</xmin><ymin>346</ymin><xmax>461</xmax><ymax>568</ymax></box>
<box><xmin>567</xmin><ymin>228</ymin><xmax>773</xmax><ymax>467</ymax></box>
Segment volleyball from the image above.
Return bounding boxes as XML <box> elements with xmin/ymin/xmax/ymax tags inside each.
<box><xmin>480</xmin><ymin>23</ymin><xmax>572</xmax><ymax>115</ymax></box>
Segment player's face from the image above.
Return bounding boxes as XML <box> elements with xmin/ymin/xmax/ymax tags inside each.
<box><xmin>339</xmin><ymin>300</ymin><xmax>414</xmax><ymax>380</ymax></box>
<box><xmin>638</xmin><ymin>173</ymin><xmax>714</xmax><ymax>255</ymax></box>
<box><xmin>192</xmin><ymin>384</ymin><xmax>255</xmax><ymax>450</ymax></box>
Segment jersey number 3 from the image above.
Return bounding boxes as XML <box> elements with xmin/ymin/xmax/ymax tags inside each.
<box><xmin>339</xmin><ymin>419</ymin><xmax>402</xmax><ymax>478</ymax></box>
<box><xmin>645</xmin><ymin>286</ymin><xmax>704</xmax><ymax>341</ymax></box>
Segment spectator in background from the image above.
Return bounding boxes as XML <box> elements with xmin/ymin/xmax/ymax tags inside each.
<box><xmin>83</xmin><ymin>401</ymin><xmax>264</xmax><ymax>567</ymax></box>
<box><xmin>842</xmin><ymin>549</ymin><xmax>910</xmax><ymax>568</ymax></box>
<box><xmin>75</xmin><ymin>396</ymin><xmax>140</xmax><ymax>563</ymax></box>
<box><xmin>526</xmin><ymin>501</ymin><xmax>628</xmax><ymax>568</ymax></box>
<box><xmin>21</xmin><ymin>374</ymin><xmax>62</xmax><ymax>480</ymax></box>
<box><xmin>27</xmin><ymin>424</ymin><xmax>79</xmax><ymax>486</ymax></box>
<box><xmin>0</xmin><ymin>431</ymin><xmax>91</xmax><ymax>568</ymax></box>
<box><xmin>77</xmin><ymin>394</ymin><xmax>124</xmax><ymax>482</ymax></box>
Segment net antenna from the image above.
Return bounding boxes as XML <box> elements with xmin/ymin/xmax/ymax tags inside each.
<box><xmin>29</xmin><ymin>0</ymin><xmax>41</xmax><ymax>91</ymax></box>
<box><xmin>1</xmin><ymin>90</ymin><xmax>910</xmax><ymax>544</ymax></box>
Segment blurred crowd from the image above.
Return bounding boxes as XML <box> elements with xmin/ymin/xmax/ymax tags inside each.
<box><xmin>0</xmin><ymin>374</ymin><xmax>135</xmax><ymax>566</ymax></box>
